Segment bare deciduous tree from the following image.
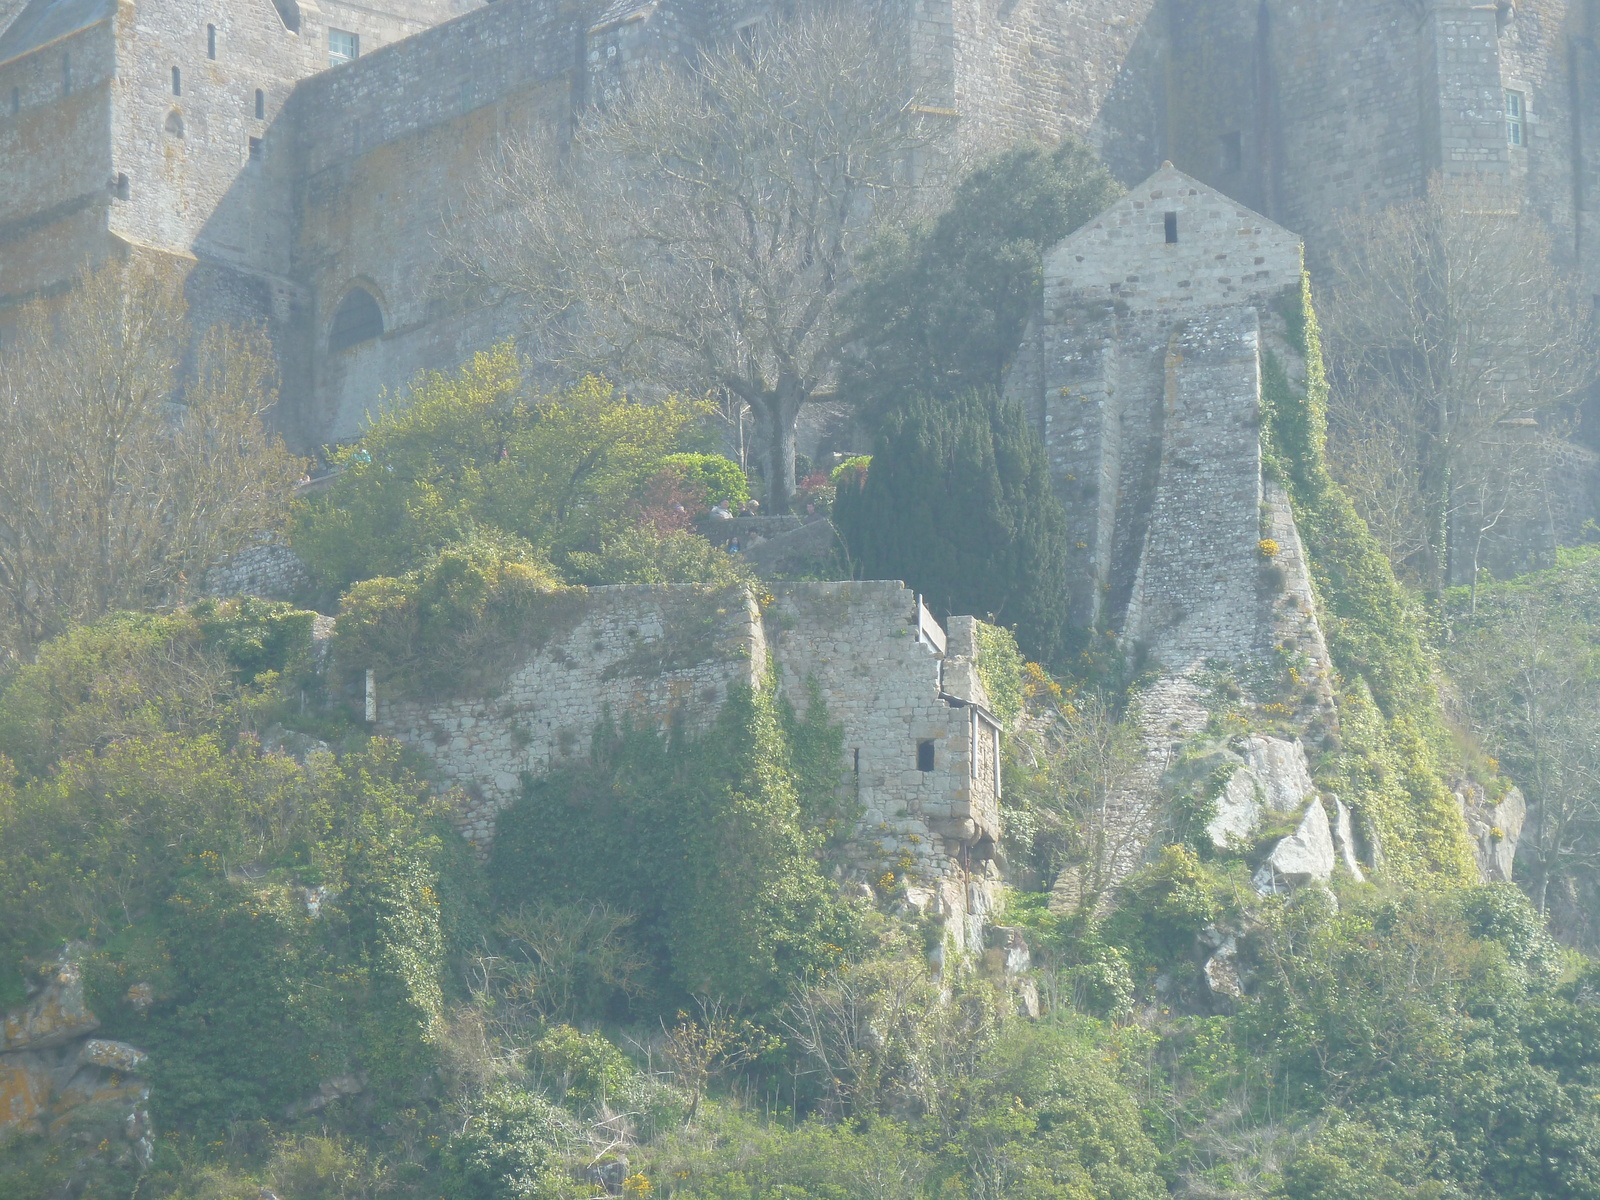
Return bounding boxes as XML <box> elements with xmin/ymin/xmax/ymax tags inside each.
<box><xmin>1324</xmin><ymin>173</ymin><xmax>1596</xmax><ymax>592</ymax></box>
<box><xmin>454</xmin><ymin>11</ymin><xmax>935</xmax><ymax>512</ymax></box>
<box><xmin>0</xmin><ymin>258</ymin><xmax>303</xmax><ymax>656</ymax></box>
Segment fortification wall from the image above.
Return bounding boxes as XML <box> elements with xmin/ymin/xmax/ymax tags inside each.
<box><xmin>0</xmin><ymin>18</ymin><xmax>114</xmax><ymax>322</ymax></box>
<box><xmin>945</xmin><ymin>0</ymin><xmax>1166</xmax><ymax>181</ymax></box>
<box><xmin>373</xmin><ymin>579</ymin><xmax>1003</xmax><ymax>946</ymax></box>
<box><xmin>768</xmin><ymin>584</ymin><xmax>1000</xmax><ymax>912</ymax></box>
<box><xmin>279</xmin><ymin>0</ymin><xmax>579</xmax><ymax>440</ymax></box>
<box><xmin>377</xmin><ymin>583</ymin><xmax>767</xmax><ymax>846</ymax></box>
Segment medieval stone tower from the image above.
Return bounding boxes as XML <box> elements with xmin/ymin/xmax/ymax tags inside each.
<box><xmin>1</xmin><ymin>0</ymin><xmax>1596</xmax><ymax>450</ymax></box>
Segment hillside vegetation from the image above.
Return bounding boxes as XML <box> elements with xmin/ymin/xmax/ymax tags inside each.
<box><xmin>2</xmin><ymin>137</ymin><xmax>1598</xmax><ymax>1200</ymax></box>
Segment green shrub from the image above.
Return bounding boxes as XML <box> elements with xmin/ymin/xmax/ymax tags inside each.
<box><xmin>566</xmin><ymin>526</ymin><xmax>752</xmax><ymax>587</ymax></box>
<box><xmin>531</xmin><ymin>1025</ymin><xmax>632</xmax><ymax>1109</ymax></box>
<box><xmin>659</xmin><ymin>453</ymin><xmax>750</xmax><ymax>510</ymax></box>
<box><xmin>334</xmin><ymin>535</ymin><xmax>576</xmax><ymax>698</ymax></box>
<box><xmin>440</xmin><ymin>1087</ymin><xmax>583</xmax><ymax>1200</ymax></box>
<box><xmin>290</xmin><ymin>347</ymin><xmax>710</xmax><ymax>589</ymax></box>
<box><xmin>490</xmin><ymin>681</ymin><xmax>856</xmax><ymax>1013</ymax></box>
<box><xmin>0</xmin><ymin>601</ymin><xmax>325</xmax><ymax>781</ymax></box>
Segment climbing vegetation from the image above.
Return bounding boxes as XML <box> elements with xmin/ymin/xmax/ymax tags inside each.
<box><xmin>1261</xmin><ymin>276</ymin><xmax>1476</xmax><ymax>882</ymax></box>
<box><xmin>489</xmin><ymin>678</ymin><xmax>858</xmax><ymax>1014</ymax></box>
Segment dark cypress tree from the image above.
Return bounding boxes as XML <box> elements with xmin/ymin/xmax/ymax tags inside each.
<box><xmin>842</xmin><ymin>138</ymin><xmax>1123</xmax><ymax>428</ymax></box>
<box><xmin>833</xmin><ymin>388</ymin><xmax>1071</xmax><ymax>664</ymax></box>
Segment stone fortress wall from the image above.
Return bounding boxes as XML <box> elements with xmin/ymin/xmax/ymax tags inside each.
<box><xmin>1</xmin><ymin>0</ymin><xmax>1594</xmax><ymax>457</ymax></box>
<box><xmin>374</xmin><ymin>579</ymin><xmax>1004</xmax><ymax>949</ymax></box>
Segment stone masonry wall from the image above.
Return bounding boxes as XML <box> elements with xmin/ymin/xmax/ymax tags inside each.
<box><xmin>374</xmin><ymin>579</ymin><xmax>1003</xmax><ymax>949</ymax></box>
<box><xmin>0</xmin><ymin>14</ymin><xmax>115</xmax><ymax>330</ymax></box>
<box><xmin>1121</xmin><ymin>308</ymin><xmax>1265</xmax><ymax>673</ymax></box>
<box><xmin>767</xmin><ymin>584</ymin><xmax>1002</xmax><ymax>947</ymax></box>
<box><xmin>376</xmin><ymin>583</ymin><xmax>765</xmax><ymax>846</ymax></box>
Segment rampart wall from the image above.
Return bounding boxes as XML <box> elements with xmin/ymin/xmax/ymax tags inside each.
<box><xmin>373</xmin><ymin>579</ymin><xmax>1003</xmax><ymax>947</ymax></box>
<box><xmin>1</xmin><ymin>0</ymin><xmax>1594</xmax><ymax>459</ymax></box>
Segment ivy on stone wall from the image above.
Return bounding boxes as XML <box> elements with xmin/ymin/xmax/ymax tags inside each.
<box><xmin>489</xmin><ymin>678</ymin><xmax>858</xmax><ymax>1014</ymax></box>
<box><xmin>1261</xmin><ymin>275</ymin><xmax>1475</xmax><ymax>882</ymax></box>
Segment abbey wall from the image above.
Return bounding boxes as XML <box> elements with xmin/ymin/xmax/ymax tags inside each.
<box><xmin>2</xmin><ymin>0</ymin><xmax>1594</xmax><ymax>451</ymax></box>
<box><xmin>373</xmin><ymin>579</ymin><xmax>1005</xmax><ymax>949</ymax></box>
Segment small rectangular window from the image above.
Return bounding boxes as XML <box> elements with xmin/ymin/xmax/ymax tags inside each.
<box><xmin>255</xmin><ymin>88</ymin><xmax>265</xmax><ymax>119</ymax></box>
<box><xmin>1505</xmin><ymin>90</ymin><xmax>1525</xmax><ymax>146</ymax></box>
<box><xmin>1164</xmin><ymin>211</ymin><xmax>1179</xmax><ymax>244</ymax></box>
<box><xmin>207</xmin><ymin>24</ymin><xmax>216</xmax><ymax>59</ymax></box>
<box><xmin>917</xmin><ymin>740</ymin><xmax>935</xmax><ymax>772</ymax></box>
<box><xmin>172</xmin><ymin>66</ymin><xmax>181</xmax><ymax>96</ymax></box>
<box><xmin>329</xmin><ymin>29</ymin><xmax>359</xmax><ymax>65</ymax></box>
<box><xmin>114</xmin><ymin>171</ymin><xmax>129</xmax><ymax>200</ymax></box>
<box><xmin>248</xmin><ymin>136</ymin><xmax>262</xmax><ymax>160</ymax></box>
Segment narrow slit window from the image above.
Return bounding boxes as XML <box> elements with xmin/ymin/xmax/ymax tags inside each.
<box><xmin>207</xmin><ymin>24</ymin><xmax>216</xmax><ymax>59</ymax></box>
<box><xmin>255</xmin><ymin>88</ymin><xmax>265</xmax><ymax>119</ymax></box>
<box><xmin>917</xmin><ymin>740</ymin><xmax>935</xmax><ymax>772</ymax></box>
<box><xmin>114</xmin><ymin>172</ymin><xmax>129</xmax><ymax>200</ymax></box>
<box><xmin>852</xmin><ymin>748</ymin><xmax>860</xmax><ymax>776</ymax></box>
<box><xmin>248</xmin><ymin>136</ymin><xmax>262</xmax><ymax>160</ymax></box>
<box><xmin>1164</xmin><ymin>211</ymin><xmax>1179</xmax><ymax>243</ymax></box>
<box><xmin>172</xmin><ymin>66</ymin><xmax>181</xmax><ymax>96</ymax></box>
<box><xmin>1505</xmin><ymin>90</ymin><xmax>1525</xmax><ymax>146</ymax></box>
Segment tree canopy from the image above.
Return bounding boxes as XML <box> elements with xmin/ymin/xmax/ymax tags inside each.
<box><xmin>289</xmin><ymin>345</ymin><xmax>716</xmax><ymax>590</ymax></box>
<box><xmin>842</xmin><ymin>138</ymin><xmax>1123</xmax><ymax>427</ymax></box>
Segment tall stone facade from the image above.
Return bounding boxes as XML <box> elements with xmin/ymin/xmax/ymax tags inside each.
<box><xmin>373</xmin><ymin>580</ymin><xmax>1005</xmax><ymax>949</ymax></box>
<box><xmin>2</xmin><ymin>0</ymin><xmax>1594</xmax><ymax>452</ymax></box>
<box><xmin>1007</xmin><ymin>165</ymin><xmax>1342</xmax><ymax>898</ymax></box>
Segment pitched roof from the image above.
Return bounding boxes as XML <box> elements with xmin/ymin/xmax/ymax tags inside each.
<box><xmin>1043</xmin><ymin>162</ymin><xmax>1303</xmax><ymax>313</ymax></box>
<box><xmin>0</xmin><ymin>0</ymin><xmax>113</xmax><ymax>68</ymax></box>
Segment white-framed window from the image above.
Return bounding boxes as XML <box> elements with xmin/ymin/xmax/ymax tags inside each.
<box><xmin>1505</xmin><ymin>89</ymin><xmax>1525</xmax><ymax>146</ymax></box>
<box><xmin>329</xmin><ymin>28</ymin><xmax>359</xmax><ymax>65</ymax></box>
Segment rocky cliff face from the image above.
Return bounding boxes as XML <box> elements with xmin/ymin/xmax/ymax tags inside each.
<box><xmin>0</xmin><ymin>952</ymin><xmax>152</xmax><ymax>1174</ymax></box>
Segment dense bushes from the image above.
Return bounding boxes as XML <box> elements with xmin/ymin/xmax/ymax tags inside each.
<box><xmin>489</xmin><ymin>680</ymin><xmax>857</xmax><ymax>1014</ymax></box>
<box><xmin>289</xmin><ymin>347</ymin><xmax>722</xmax><ymax>590</ymax></box>
<box><xmin>843</xmin><ymin>138</ymin><xmax>1123</xmax><ymax>424</ymax></box>
<box><xmin>1262</xmin><ymin>277</ymin><xmax>1475</xmax><ymax>881</ymax></box>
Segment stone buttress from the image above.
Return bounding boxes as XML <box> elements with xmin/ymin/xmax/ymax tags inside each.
<box><xmin>1006</xmin><ymin>165</ymin><xmax>1342</xmax><ymax>905</ymax></box>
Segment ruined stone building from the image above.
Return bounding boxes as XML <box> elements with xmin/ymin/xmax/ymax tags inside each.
<box><xmin>374</xmin><ymin>579</ymin><xmax>1008</xmax><ymax>949</ymax></box>
<box><xmin>2</xmin><ymin>0</ymin><xmax>1595</xmax><ymax>453</ymax></box>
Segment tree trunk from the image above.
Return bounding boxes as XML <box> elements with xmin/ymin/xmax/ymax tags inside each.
<box><xmin>1419</xmin><ymin>410</ymin><xmax>1450</xmax><ymax>597</ymax></box>
<box><xmin>759</xmin><ymin>374</ymin><xmax>806</xmax><ymax>515</ymax></box>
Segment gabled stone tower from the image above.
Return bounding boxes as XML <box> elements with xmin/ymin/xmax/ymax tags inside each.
<box><xmin>1007</xmin><ymin>166</ymin><xmax>1341</xmax><ymax>899</ymax></box>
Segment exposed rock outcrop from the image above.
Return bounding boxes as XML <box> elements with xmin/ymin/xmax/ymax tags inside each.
<box><xmin>0</xmin><ymin>954</ymin><xmax>152</xmax><ymax>1167</ymax></box>
<box><xmin>1253</xmin><ymin>800</ymin><xmax>1335</xmax><ymax>894</ymax></box>
<box><xmin>1205</xmin><ymin>735</ymin><xmax>1318</xmax><ymax>850</ymax></box>
<box><xmin>1459</xmin><ymin>784</ymin><xmax>1525</xmax><ymax>883</ymax></box>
